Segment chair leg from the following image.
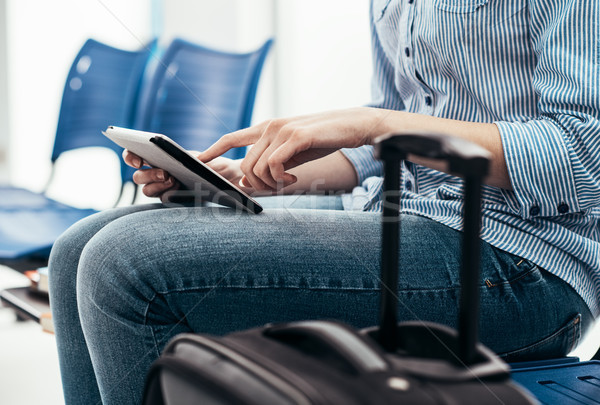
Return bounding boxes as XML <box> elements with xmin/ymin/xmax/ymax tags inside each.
<box><xmin>41</xmin><ymin>164</ymin><xmax>57</xmax><ymax>194</ymax></box>
<box><xmin>131</xmin><ymin>183</ymin><xmax>139</xmax><ymax>205</ymax></box>
<box><xmin>113</xmin><ymin>182</ymin><xmax>125</xmax><ymax>207</ymax></box>
<box><xmin>15</xmin><ymin>313</ymin><xmax>28</xmax><ymax>322</ymax></box>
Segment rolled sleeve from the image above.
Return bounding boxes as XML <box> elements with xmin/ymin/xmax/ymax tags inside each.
<box><xmin>496</xmin><ymin>119</ymin><xmax>580</xmax><ymax>218</ymax></box>
<box><xmin>341</xmin><ymin>146</ymin><xmax>383</xmax><ymax>184</ymax></box>
<box><xmin>494</xmin><ymin>0</ymin><xmax>600</xmax><ymax>220</ymax></box>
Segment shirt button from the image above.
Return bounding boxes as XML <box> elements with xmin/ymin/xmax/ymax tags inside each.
<box><xmin>408</xmin><ymin>0</ymin><xmax>414</xmax><ymax>3</ymax></box>
<box><xmin>558</xmin><ymin>203</ymin><xmax>569</xmax><ymax>214</ymax></box>
<box><xmin>425</xmin><ymin>96</ymin><xmax>432</xmax><ymax>106</ymax></box>
<box><xmin>405</xmin><ymin>180</ymin><xmax>412</xmax><ymax>191</ymax></box>
<box><xmin>529</xmin><ymin>205</ymin><xmax>540</xmax><ymax>216</ymax></box>
<box><xmin>405</xmin><ymin>47</ymin><xmax>410</xmax><ymax>57</ymax></box>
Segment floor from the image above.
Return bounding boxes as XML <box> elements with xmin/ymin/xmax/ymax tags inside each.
<box><xmin>0</xmin><ymin>265</ymin><xmax>64</xmax><ymax>405</ymax></box>
<box><xmin>1</xmin><ymin>263</ymin><xmax>600</xmax><ymax>405</ymax></box>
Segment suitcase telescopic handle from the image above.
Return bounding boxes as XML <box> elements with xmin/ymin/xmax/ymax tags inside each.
<box><xmin>374</xmin><ymin>132</ymin><xmax>491</xmax><ymax>366</ymax></box>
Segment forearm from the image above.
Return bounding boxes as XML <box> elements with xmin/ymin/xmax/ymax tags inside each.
<box><xmin>374</xmin><ymin>110</ymin><xmax>512</xmax><ymax>190</ymax></box>
<box><xmin>282</xmin><ymin>151</ymin><xmax>358</xmax><ymax>194</ymax></box>
<box><xmin>199</xmin><ymin>107</ymin><xmax>512</xmax><ymax>192</ymax></box>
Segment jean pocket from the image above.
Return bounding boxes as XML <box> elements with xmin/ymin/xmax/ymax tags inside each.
<box><xmin>499</xmin><ymin>314</ymin><xmax>583</xmax><ymax>362</ymax></box>
<box><xmin>434</xmin><ymin>0</ymin><xmax>490</xmax><ymax>13</ymax></box>
<box><xmin>483</xmin><ymin>257</ymin><xmax>542</xmax><ymax>289</ymax></box>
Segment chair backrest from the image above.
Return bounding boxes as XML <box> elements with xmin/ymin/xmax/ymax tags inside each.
<box><xmin>136</xmin><ymin>38</ymin><xmax>273</xmax><ymax>160</ymax></box>
<box><xmin>51</xmin><ymin>38</ymin><xmax>156</xmax><ymax>184</ymax></box>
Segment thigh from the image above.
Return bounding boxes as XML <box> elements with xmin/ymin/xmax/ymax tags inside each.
<box><xmin>77</xmin><ymin>206</ymin><xmax>381</xmax><ymax>332</ymax></box>
<box><xmin>77</xmin><ymin>208</ymin><xmax>587</xmax><ymax>359</ymax></box>
<box><xmin>75</xmin><ymin>211</ymin><xmax>460</xmax><ymax>332</ymax></box>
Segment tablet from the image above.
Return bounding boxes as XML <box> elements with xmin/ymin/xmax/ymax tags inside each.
<box><xmin>103</xmin><ymin>126</ymin><xmax>263</xmax><ymax>214</ymax></box>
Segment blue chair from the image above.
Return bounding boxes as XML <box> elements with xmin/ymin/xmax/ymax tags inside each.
<box><xmin>135</xmin><ymin>37</ymin><xmax>273</xmax><ymax>159</ymax></box>
<box><xmin>510</xmin><ymin>334</ymin><xmax>600</xmax><ymax>403</ymax></box>
<box><xmin>50</xmin><ymin>38</ymin><xmax>158</xmax><ymax>198</ymax></box>
<box><xmin>0</xmin><ymin>38</ymin><xmax>155</xmax><ymax>266</ymax></box>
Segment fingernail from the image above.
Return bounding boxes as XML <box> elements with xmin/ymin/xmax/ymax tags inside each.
<box><xmin>241</xmin><ymin>176</ymin><xmax>251</xmax><ymax>188</ymax></box>
<box><xmin>157</xmin><ymin>171</ymin><xmax>165</xmax><ymax>181</ymax></box>
<box><xmin>133</xmin><ymin>157</ymin><xmax>142</xmax><ymax>168</ymax></box>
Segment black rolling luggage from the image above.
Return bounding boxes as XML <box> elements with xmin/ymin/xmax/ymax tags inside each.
<box><xmin>142</xmin><ymin>133</ymin><xmax>538</xmax><ymax>405</ymax></box>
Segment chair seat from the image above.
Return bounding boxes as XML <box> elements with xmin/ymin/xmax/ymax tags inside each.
<box><xmin>511</xmin><ymin>359</ymin><xmax>600</xmax><ymax>404</ymax></box>
<box><xmin>0</xmin><ymin>186</ymin><xmax>97</xmax><ymax>260</ymax></box>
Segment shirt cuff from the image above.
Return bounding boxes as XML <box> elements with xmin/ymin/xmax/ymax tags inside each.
<box><xmin>340</xmin><ymin>145</ymin><xmax>384</xmax><ymax>185</ymax></box>
<box><xmin>495</xmin><ymin>119</ymin><xmax>579</xmax><ymax>219</ymax></box>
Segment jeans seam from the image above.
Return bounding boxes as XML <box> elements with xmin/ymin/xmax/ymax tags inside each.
<box><xmin>145</xmin><ymin>291</ymin><xmax>162</xmax><ymax>359</ymax></box>
<box><xmin>569</xmin><ymin>314</ymin><xmax>581</xmax><ymax>353</ymax></box>
<box><xmin>154</xmin><ymin>286</ymin><xmax>381</xmax><ymax>295</ymax></box>
<box><xmin>500</xmin><ymin>313</ymin><xmax>581</xmax><ymax>358</ymax></box>
<box><xmin>151</xmin><ymin>285</ymin><xmax>471</xmax><ymax>295</ymax></box>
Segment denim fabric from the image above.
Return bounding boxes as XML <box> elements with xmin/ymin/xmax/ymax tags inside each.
<box><xmin>48</xmin><ymin>196</ymin><xmax>592</xmax><ymax>405</ymax></box>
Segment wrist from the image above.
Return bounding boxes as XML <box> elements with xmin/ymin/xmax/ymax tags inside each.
<box><xmin>364</xmin><ymin>108</ymin><xmax>406</xmax><ymax>144</ymax></box>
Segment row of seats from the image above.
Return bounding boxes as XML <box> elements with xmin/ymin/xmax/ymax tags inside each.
<box><xmin>0</xmin><ymin>37</ymin><xmax>273</xmax><ymax>266</ymax></box>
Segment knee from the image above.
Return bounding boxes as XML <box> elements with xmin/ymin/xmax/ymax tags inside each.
<box><xmin>48</xmin><ymin>213</ymin><xmax>104</xmax><ymax>298</ymax></box>
<box><xmin>75</xmin><ymin>220</ymin><xmax>155</xmax><ymax>325</ymax></box>
<box><xmin>49</xmin><ymin>206</ymin><xmax>159</xmax><ymax>299</ymax></box>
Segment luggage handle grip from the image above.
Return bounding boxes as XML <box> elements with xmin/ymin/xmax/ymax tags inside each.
<box><xmin>265</xmin><ymin>321</ymin><xmax>389</xmax><ymax>375</ymax></box>
<box><xmin>374</xmin><ymin>132</ymin><xmax>491</xmax><ymax>177</ymax></box>
<box><xmin>374</xmin><ymin>132</ymin><xmax>490</xmax><ymax>366</ymax></box>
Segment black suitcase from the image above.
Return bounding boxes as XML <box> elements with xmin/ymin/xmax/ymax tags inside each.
<box><xmin>142</xmin><ymin>133</ymin><xmax>538</xmax><ymax>405</ymax></box>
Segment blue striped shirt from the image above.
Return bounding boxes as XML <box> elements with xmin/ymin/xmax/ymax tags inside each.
<box><xmin>341</xmin><ymin>0</ymin><xmax>600</xmax><ymax>316</ymax></box>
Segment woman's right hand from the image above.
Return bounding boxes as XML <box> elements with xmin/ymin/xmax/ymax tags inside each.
<box><xmin>123</xmin><ymin>150</ymin><xmax>179</xmax><ymax>201</ymax></box>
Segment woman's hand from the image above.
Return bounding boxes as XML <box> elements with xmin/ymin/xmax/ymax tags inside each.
<box><xmin>196</xmin><ymin>107</ymin><xmax>388</xmax><ymax>192</ymax></box>
<box><xmin>123</xmin><ymin>150</ymin><xmax>180</xmax><ymax>201</ymax></box>
<box><xmin>123</xmin><ymin>151</ymin><xmax>259</xmax><ymax>201</ymax></box>
<box><xmin>200</xmin><ymin>156</ymin><xmax>258</xmax><ymax>195</ymax></box>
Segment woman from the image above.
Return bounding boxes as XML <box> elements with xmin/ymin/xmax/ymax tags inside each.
<box><xmin>49</xmin><ymin>1</ymin><xmax>599</xmax><ymax>403</ymax></box>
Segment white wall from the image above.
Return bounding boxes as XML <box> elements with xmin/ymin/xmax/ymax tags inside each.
<box><xmin>0</xmin><ymin>0</ymin><xmax>9</xmax><ymax>182</ymax></box>
<box><xmin>274</xmin><ymin>0</ymin><xmax>372</xmax><ymax>117</ymax></box>
<box><xmin>159</xmin><ymin>0</ymin><xmax>372</xmax><ymax>120</ymax></box>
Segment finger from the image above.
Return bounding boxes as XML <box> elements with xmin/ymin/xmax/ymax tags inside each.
<box><xmin>255</xmin><ymin>146</ymin><xmax>298</xmax><ymax>189</ymax></box>
<box><xmin>268</xmin><ymin>156</ymin><xmax>298</xmax><ymax>188</ymax></box>
<box><xmin>241</xmin><ymin>175</ymin><xmax>251</xmax><ymax>188</ymax></box>
<box><xmin>240</xmin><ymin>143</ymin><xmax>275</xmax><ymax>191</ymax></box>
<box><xmin>197</xmin><ymin>127</ymin><xmax>262</xmax><ymax>163</ymax></box>
<box><xmin>262</xmin><ymin>133</ymin><xmax>310</xmax><ymax>187</ymax></box>
<box><xmin>142</xmin><ymin>177</ymin><xmax>177</xmax><ymax>198</ymax></box>
<box><xmin>268</xmin><ymin>135</ymin><xmax>313</xmax><ymax>175</ymax></box>
<box><xmin>132</xmin><ymin>168</ymin><xmax>170</xmax><ymax>186</ymax></box>
<box><xmin>204</xmin><ymin>156</ymin><xmax>228</xmax><ymax>172</ymax></box>
<box><xmin>247</xmin><ymin>141</ymin><xmax>281</xmax><ymax>190</ymax></box>
<box><xmin>123</xmin><ymin>150</ymin><xmax>142</xmax><ymax>169</ymax></box>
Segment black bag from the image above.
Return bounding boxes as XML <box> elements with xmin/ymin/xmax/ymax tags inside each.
<box><xmin>142</xmin><ymin>133</ymin><xmax>538</xmax><ymax>405</ymax></box>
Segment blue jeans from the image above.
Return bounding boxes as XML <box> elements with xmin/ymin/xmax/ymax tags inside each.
<box><xmin>48</xmin><ymin>195</ymin><xmax>592</xmax><ymax>405</ymax></box>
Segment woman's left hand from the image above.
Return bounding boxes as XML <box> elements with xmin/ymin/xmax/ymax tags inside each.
<box><xmin>196</xmin><ymin>107</ymin><xmax>389</xmax><ymax>191</ymax></box>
